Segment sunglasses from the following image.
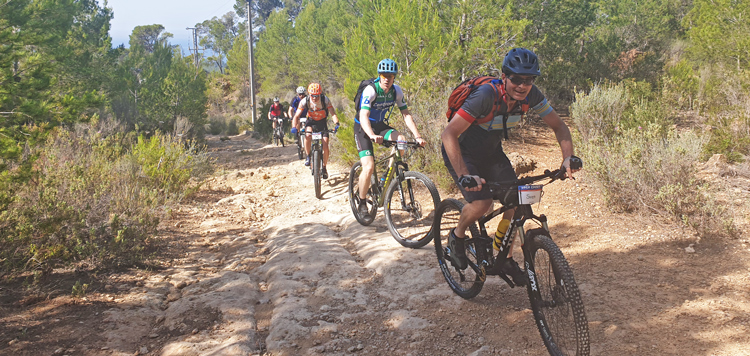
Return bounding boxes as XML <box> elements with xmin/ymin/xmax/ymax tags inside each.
<box><xmin>311</xmin><ymin>95</ymin><xmax>320</xmax><ymax>99</ymax></box>
<box><xmin>379</xmin><ymin>74</ymin><xmax>396</xmax><ymax>81</ymax></box>
<box><xmin>508</xmin><ymin>76</ymin><xmax>536</xmax><ymax>86</ymax></box>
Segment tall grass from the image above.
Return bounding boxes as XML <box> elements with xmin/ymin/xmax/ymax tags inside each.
<box><xmin>0</xmin><ymin>122</ymin><xmax>213</xmax><ymax>273</ymax></box>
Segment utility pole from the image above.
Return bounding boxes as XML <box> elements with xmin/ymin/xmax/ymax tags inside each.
<box><xmin>186</xmin><ymin>27</ymin><xmax>200</xmax><ymax>68</ymax></box>
<box><xmin>247</xmin><ymin>0</ymin><xmax>256</xmax><ymax>125</ymax></box>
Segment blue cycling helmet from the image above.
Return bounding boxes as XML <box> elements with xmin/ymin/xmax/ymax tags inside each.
<box><xmin>502</xmin><ymin>48</ymin><xmax>541</xmax><ymax>76</ymax></box>
<box><xmin>377</xmin><ymin>58</ymin><xmax>398</xmax><ymax>74</ymax></box>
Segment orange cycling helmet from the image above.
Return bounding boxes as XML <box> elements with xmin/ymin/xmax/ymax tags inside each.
<box><xmin>307</xmin><ymin>83</ymin><xmax>322</xmax><ymax>95</ymax></box>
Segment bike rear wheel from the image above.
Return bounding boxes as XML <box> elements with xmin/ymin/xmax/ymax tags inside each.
<box><xmin>348</xmin><ymin>162</ymin><xmax>378</xmax><ymax>225</ymax></box>
<box><xmin>525</xmin><ymin>229</ymin><xmax>590</xmax><ymax>356</ymax></box>
<box><xmin>433</xmin><ymin>199</ymin><xmax>483</xmax><ymax>299</ymax></box>
<box><xmin>313</xmin><ymin>149</ymin><xmax>322</xmax><ymax>199</ymax></box>
<box><xmin>384</xmin><ymin>171</ymin><xmax>440</xmax><ymax>248</ymax></box>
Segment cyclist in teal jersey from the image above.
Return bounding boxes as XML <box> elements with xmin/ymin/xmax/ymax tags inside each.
<box><xmin>354</xmin><ymin>58</ymin><xmax>427</xmax><ymax>218</ymax></box>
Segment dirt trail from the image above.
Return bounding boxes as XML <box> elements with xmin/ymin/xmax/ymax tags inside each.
<box><xmin>2</xmin><ymin>128</ymin><xmax>750</xmax><ymax>356</ymax></box>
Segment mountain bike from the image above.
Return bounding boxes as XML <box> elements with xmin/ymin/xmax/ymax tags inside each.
<box><xmin>432</xmin><ymin>157</ymin><xmax>589</xmax><ymax>356</ymax></box>
<box><xmin>272</xmin><ymin>116</ymin><xmax>285</xmax><ymax>147</ymax></box>
<box><xmin>308</xmin><ymin>128</ymin><xmax>336</xmax><ymax>199</ymax></box>
<box><xmin>348</xmin><ymin>140</ymin><xmax>440</xmax><ymax>248</ymax></box>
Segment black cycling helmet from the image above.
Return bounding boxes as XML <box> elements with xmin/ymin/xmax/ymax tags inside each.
<box><xmin>502</xmin><ymin>48</ymin><xmax>541</xmax><ymax>76</ymax></box>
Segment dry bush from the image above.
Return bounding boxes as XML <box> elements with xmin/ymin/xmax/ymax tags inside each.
<box><xmin>572</xmin><ymin>84</ymin><xmax>737</xmax><ymax>238</ymax></box>
<box><xmin>0</xmin><ymin>123</ymin><xmax>213</xmax><ymax>273</ymax></box>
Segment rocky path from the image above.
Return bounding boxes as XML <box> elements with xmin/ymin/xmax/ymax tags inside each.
<box><xmin>2</xmin><ymin>129</ymin><xmax>750</xmax><ymax>356</ymax></box>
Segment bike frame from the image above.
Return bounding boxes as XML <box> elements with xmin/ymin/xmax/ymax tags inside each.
<box><xmin>308</xmin><ymin>130</ymin><xmax>325</xmax><ymax>156</ymax></box>
<box><xmin>472</xmin><ymin>204</ymin><xmax>548</xmax><ymax>273</ymax></box>
<box><xmin>467</xmin><ymin>169</ymin><xmax>568</xmax><ymax>280</ymax></box>
<box><xmin>371</xmin><ymin>142</ymin><xmax>420</xmax><ymax>209</ymax></box>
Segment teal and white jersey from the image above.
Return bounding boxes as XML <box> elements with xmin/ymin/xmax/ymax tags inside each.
<box><xmin>357</xmin><ymin>83</ymin><xmax>408</xmax><ymax>123</ymax></box>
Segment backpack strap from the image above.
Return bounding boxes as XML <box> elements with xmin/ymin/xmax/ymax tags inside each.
<box><xmin>306</xmin><ymin>94</ymin><xmax>329</xmax><ymax>120</ymax></box>
<box><xmin>496</xmin><ymin>81</ymin><xmax>530</xmax><ymax>140</ymax></box>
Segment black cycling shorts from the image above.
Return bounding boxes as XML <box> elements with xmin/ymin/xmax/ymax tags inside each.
<box><xmin>441</xmin><ymin>144</ymin><xmax>517</xmax><ymax>203</ymax></box>
<box><xmin>305</xmin><ymin>119</ymin><xmax>330</xmax><ymax>138</ymax></box>
<box><xmin>354</xmin><ymin>121</ymin><xmax>396</xmax><ymax>158</ymax></box>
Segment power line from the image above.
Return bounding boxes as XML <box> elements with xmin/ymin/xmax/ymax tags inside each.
<box><xmin>185</xmin><ymin>27</ymin><xmax>204</xmax><ymax>67</ymax></box>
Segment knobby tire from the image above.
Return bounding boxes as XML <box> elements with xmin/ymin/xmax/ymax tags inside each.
<box><xmin>525</xmin><ymin>229</ymin><xmax>590</xmax><ymax>356</ymax></box>
<box><xmin>433</xmin><ymin>199</ymin><xmax>483</xmax><ymax>299</ymax></box>
<box><xmin>348</xmin><ymin>161</ymin><xmax>378</xmax><ymax>226</ymax></box>
<box><xmin>384</xmin><ymin>171</ymin><xmax>440</xmax><ymax>248</ymax></box>
<box><xmin>297</xmin><ymin>136</ymin><xmax>304</xmax><ymax>159</ymax></box>
<box><xmin>313</xmin><ymin>149</ymin><xmax>322</xmax><ymax>199</ymax></box>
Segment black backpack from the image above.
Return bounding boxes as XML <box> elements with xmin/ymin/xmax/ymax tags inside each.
<box><xmin>353</xmin><ymin>77</ymin><xmax>380</xmax><ymax>112</ymax></box>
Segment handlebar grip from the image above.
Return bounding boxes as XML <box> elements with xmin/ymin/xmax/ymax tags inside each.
<box><xmin>458</xmin><ymin>175</ymin><xmax>478</xmax><ymax>188</ymax></box>
<box><xmin>569</xmin><ymin>156</ymin><xmax>583</xmax><ymax>170</ymax></box>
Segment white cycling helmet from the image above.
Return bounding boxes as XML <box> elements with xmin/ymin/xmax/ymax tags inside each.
<box><xmin>296</xmin><ymin>86</ymin><xmax>305</xmax><ymax>94</ymax></box>
<box><xmin>273</xmin><ymin>97</ymin><xmax>279</xmax><ymax>102</ymax></box>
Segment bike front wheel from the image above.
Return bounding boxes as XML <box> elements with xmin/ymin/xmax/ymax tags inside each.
<box><xmin>313</xmin><ymin>149</ymin><xmax>322</xmax><ymax>199</ymax></box>
<box><xmin>433</xmin><ymin>198</ymin><xmax>483</xmax><ymax>299</ymax></box>
<box><xmin>296</xmin><ymin>136</ymin><xmax>304</xmax><ymax>159</ymax></box>
<box><xmin>524</xmin><ymin>228</ymin><xmax>590</xmax><ymax>356</ymax></box>
<box><xmin>348</xmin><ymin>162</ymin><xmax>378</xmax><ymax>225</ymax></box>
<box><xmin>384</xmin><ymin>171</ymin><xmax>440</xmax><ymax>248</ymax></box>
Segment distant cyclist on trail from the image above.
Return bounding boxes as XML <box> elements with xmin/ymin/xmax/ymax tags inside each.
<box><xmin>268</xmin><ymin>97</ymin><xmax>286</xmax><ymax>131</ymax></box>
<box><xmin>441</xmin><ymin>48</ymin><xmax>580</xmax><ymax>285</ymax></box>
<box><xmin>291</xmin><ymin>83</ymin><xmax>340</xmax><ymax>180</ymax></box>
<box><xmin>354</xmin><ymin>58</ymin><xmax>426</xmax><ymax>220</ymax></box>
<box><xmin>289</xmin><ymin>86</ymin><xmax>309</xmax><ymax>155</ymax></box>
<box><xmin>289</xmin><ymin>86</ymin><xmax>308</xmax><ymax>127</ymax></box>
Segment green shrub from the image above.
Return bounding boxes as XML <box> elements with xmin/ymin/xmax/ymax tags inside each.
<box><xmin>703</xmin><ymin>115</ymin><xmax>750</xmax><ymax>163</ymax></box>
<box><xmin>663</xmin><ymin>60</ymin><xmax>699</xmax><ymax>110</ymax></box>
<box><xmin>207</xmin><ymin>115</ymin><xmax>226</xmax><ymax>135</ymax></box>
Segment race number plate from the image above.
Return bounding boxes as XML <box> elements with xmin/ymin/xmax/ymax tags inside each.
<box><xmin>397</xmin><ymin>140</ymin><xmax>407</xmax><ymax>150</ymax></box>
<box><xmin>311</xmin><ymin>132</ymin><xmax>323</xmax><ymax>140</ymax></box>
<box><xmin>518</xmin><ymin>185</ymin><xmax>543</xmax><ymax>205</ymax></box>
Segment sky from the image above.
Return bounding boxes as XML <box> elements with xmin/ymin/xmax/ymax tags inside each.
<box><xmin>106</xmin><ymin>0</ymin><xmax>238</xmax><ymax>54</ymax></box>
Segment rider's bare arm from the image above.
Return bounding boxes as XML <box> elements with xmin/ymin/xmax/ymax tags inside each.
<box><xmin>401</xmin><ymin>109</ymin><xmax>426</xmax><ymax>146</ymax></box>
<box><xmin>329</xmin><ymin>108</ymin><xmax>340</xmax><ymax>126</ymax></box>
<box><xmin>541</xmin><ymin>109</ymin><xmax>577</xmax><ymax>178</ymax></box>
<box><xmin>292</xmin><ymin>107</ymin><xmax>303</xmax><ymax>129</ymax></box>
<box><xmin>441</xmin><ymin>113</ymin><xmax>485</xmax><ymax>191</ymax></box>
<box><xmin>359</xmin><ymin>109</ymin><xmax>380</xmax><ymax>143</ymax></box>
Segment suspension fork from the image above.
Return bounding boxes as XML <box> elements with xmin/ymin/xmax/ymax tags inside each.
<box><xmin>393</xmin><ymin>161</ymin><xmax>413</xmax><ymax>211</ymax></box>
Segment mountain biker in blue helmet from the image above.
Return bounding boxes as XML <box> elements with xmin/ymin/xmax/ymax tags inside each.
<box><xmin>441</xmin><ymin>48</ymin><xmax>579</xmax><ymax>284</ymax></box>
<box><xmin>290</xmin><ymin>86</ymin><xmax>308</xmax><ymax>156</ymax></box>
<box><xmin>353</xmin><ymin>58</ymin><xmax>427</xmax><ymax>223</ymax></box>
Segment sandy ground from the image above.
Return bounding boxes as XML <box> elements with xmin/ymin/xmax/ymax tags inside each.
<box><xmin>2</xmin><ymin>126</ymin><xmax>750</xmax><ymax>356</ymax></box>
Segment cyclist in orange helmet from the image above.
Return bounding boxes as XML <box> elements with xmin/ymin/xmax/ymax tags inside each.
<box><xmin>291</xmin><ymin>83</ymin><xmax>340</xmax><ymax>179</ymax></box>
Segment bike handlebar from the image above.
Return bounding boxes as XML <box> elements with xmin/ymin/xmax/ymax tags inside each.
<box><xmin>375</xmin><ymin>139</ymin><xmax>423</xmax><ymax>147</ymax></box>
<box><xmin>460</xmin><ymin>155</ymin><xmax>583</xmax><ymax>190</ymax></box>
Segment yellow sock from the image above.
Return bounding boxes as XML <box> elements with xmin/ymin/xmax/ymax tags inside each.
<box><xmin>493</xmin><ymin>219</ymin><xmax>511</xmax><ymax>251</ymax></box>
